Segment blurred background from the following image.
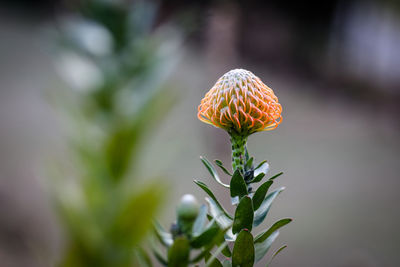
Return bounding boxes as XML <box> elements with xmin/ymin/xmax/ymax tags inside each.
<box><xmin>1</xmin><ymin>0</ymin><xmax>400</xmax><ymax>266</ymax></box>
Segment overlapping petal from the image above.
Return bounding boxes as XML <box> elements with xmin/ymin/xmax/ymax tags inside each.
<box><xmin>198</xmin><ymin>69</ymin><xmax>282</xmax><ymax>135</ymax></box>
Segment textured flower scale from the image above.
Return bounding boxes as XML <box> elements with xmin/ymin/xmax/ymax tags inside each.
<box><xmin>198</xmin><ymin>69</ymin><xmax>282</xmax><ymax>135</ymax></box>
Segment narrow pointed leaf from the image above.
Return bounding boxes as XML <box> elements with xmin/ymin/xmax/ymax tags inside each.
<box><xmin>201</xmin><ymin>156</ymin><xmax>229</xmax><ymax>188</ymax></box>
<box><xmin>232</xmin><ymin>196</ymin><xmax>253</xmax><ymax>234</ymax></box>
<box><xmin>266</xmin><ymin>245</ymin><xmax>287</xmax><ymax>267</ymax></box>
<box><xmin>190</xmin><ymin>226</ymin><xmax>230</xmax><ymax>264</ymax></box>
<box><xmin>250</xmin><ymin>173</ymin><xmax>265</xmax><ymax>184</ymax></box>
<box><xmin>251</xmin><ymin>172</ymin><xmax>282</xmax><ymax>184</ymax></box>
<box><xmin>245</xmin><ymin>157</ymin><xmax>254</xmax><ymax>170</ymax></box>
<box><xmin>269</xmin><ymin>172</ymin><xmax>283</xmax><ymax>181</ymax></box>
<box><xmin>245</xmin><ymin>147</ymin><xmax>250</xmax><ymax>161</ymax></box>
<box><xmin>190</xmin><ymin>245</ymin><xmax>215</xmax><ymax>264</ymax></box>
<box><xmin>253</xmin><ymin>187</ymin><xmax>285</xmax><ymax>227</ymax></box>
<box><xmin>193</xmin><ymin>204</ymin><xmax>208</xmax><ymax>236</ymax></box>
<box><xmin>190</xmin><ymin>250</ymin><xmax>209</xmax><ymax>264</ymax></box>
<box><xmin>254</xmin><ymin>161</ymin><xmax>269</xmax><ymax>177</ymax></box>
<box><xmin>254</xmin><ymin>231</ymin><xmax>279</xmax><ymax>262</ymax></box>
<box><xmin>154</xmin><ymin>221</ymin><xmax>173</xmax><ymax>247</ymax></box>
<box><xmin>215</xmin><ymin>159</ymin><xmax>232</xmax><ymax>176</ymax></box>
<box><xmin>205</xmin><ymin>197</ymin><xmax>235</xmax><ymax>241</ymax></box>
<box><xmin>255</xmin><ymin>160</ymin><xmax>268</xmax><ymax>170</ymax></box>
<box><xmin>252</xmin><ymin>181</ymin><xmax>273</xmax><ymax>211</ymax></box>
<box><xmin>191</xmin><ymin>222</ymin><xmax>219</xmax><ymax>248</ymax></box>
<box><xmin>254</xmin><ymin>219</ymin><xmax>292</xmax><ymax>243</ymax></box>
<box><xmin>232</xmin><ymin>230</ymin><xmax>255</xmax><ymax>267</ymax></box>
<box><xmin>168</xmin><ymin>236</ymin><xmax>190</xmax><ymax>267</ymax></box>
<box><xmin>194</xmin><ymin>180</ymin><xmax>232</xmax><ymax>219</ymax></box>
<box><xmin>230</xmin><ymin>170</ymin><xmax>248</xmax><ymax>199</ymax></box>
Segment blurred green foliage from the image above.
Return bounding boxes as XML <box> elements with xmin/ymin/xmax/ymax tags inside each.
<box><xmin>50</xmin><ymin>1</ymin><xmax>180</xmax><ymax>266</ymax></box>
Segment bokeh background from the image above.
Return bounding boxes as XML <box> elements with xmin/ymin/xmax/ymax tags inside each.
<box><xmin>1</xmin><ymin>0</ymin><xmax>400</xmax><ymax>266</ymax></box>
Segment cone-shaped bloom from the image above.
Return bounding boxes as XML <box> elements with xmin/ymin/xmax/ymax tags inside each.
<box><xmin>198</xmin><ymin>69</ymin><xmax>282</xmax><ymax>136</ymax></box>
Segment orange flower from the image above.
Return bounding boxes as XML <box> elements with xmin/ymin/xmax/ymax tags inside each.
<box><xmin>198</xmin><ymin>69</ymin><xmax>282</xmax><ymax>135</ymax></box>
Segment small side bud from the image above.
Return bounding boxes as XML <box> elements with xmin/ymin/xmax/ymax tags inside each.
<box><xmin>177</xmin><ymin>194</ymin><xmax>199</xmax><ymax>221</ymax></box>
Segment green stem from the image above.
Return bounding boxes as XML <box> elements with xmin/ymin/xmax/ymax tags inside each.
<box><xmin>230</xmin><ymin>133</ymin><xmax>248</xmax><ymax>176</ymax></box>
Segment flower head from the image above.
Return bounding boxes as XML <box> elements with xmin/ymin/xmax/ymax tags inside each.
<box><xmin>198</xmin><ymin>69</ymin><xmax>282</xmax><ymax>135</ymax></box>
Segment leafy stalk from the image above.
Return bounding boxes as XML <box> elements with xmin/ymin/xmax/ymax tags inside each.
<box><xmin>195</xmin><ymin>132</ymin><xmax>291</xmax><ymax>266</ymax></box>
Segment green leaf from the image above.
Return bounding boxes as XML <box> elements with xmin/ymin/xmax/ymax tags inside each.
<box><xmin>252</xmin><ymin>181</ymin><xmax>273</xmax><ymax>211</ymax></box>
<box><xmin>230</xmin><ymin>170</ymin><xmax>248</xmax><ymax>200</ymax></box>
<box><xmin>250</xmin><ymin>173</ymin><xmax>265</xmax><ymax>184</ymax></box>
<box><xmin>168</xmin><ymin>236</ymin><xmax>190</xmax><ymax>267</ymax></box>
<box><xmin>254</xmin><ymin>219</ymin><xmax>292</xmax><ymax>243</ymax></box>
<box><xmin>253</xmin><ymin>187</ymin><xmax>285</xmax><ymax>227</ymax></box>
<box><xmin>245</xmin><ymin>147</ymin><xmax>250</xmax><ymax>162</ymax></box>
<box><xmin>251</xmin><ymin>172</ymin><xmax>282</xmax><ymax>184</ymax></box>
<box><xmin>254</xmin><ymin>160</ymin><xmax>267</xmax><ymax>170</ymax></box>
<box><xmin>192</xmin><ymin>204</ymin><xmax>208</xmax><ymax>236</ymax></box>
<box><xmin>254</xmin><ymin>161</ymin><xmax>269</xmax><ymax>177</ymax></box>
<box><xmin>154</xmin><ymin>221</ymin><xmax>173</xmax><ymax>247</ymax></box>
<box><xmin>254</xmin><ymin>231</ymin><xmax>279</xmax><ymax>262</ymax></box>
<box><xmin>232</xmin><ymin>197</ymin><xmax>253</xmax><ymax>234</ymax></box>
<box><xmin>215</xmin><ymin>159</ymin><xmax>232</xmax><ymax>176</ymax></box>
<box><xmin>190</xmin><ymin>226</ymin><xmax>230</xmax><ymax>264</ymax></box>
<box><xmin>269</xmin><ymin>172</ymin><xmax>283</xmax><ymax>181</ymax></box>
<box><xmin>245</xmin><ymin>157</ymin><xmax>254</xmax><ymax>170</ymax></box>
<box><xmin>194</xmin><ymin>180</ymin><xmax>232</xmax><ymax>220</ymax></box>
<box><xmin>266</xmin><ymin>245</ymin><xmax>287</xmax><ymax>267</ymax></box>
<box><xmin>191</xmin><ymin>222</ymin><xmax>219</xmax><ymax>248</ymax></box>
<box><xmin>190</xmin><ymin>250</ymin><xmax>209</xmax><ymax>264</ymax></box>
<box><xmin>205</xmin><ymin>251</ymin><xmax>223</xmax><ymax>267</ymax></box>
<box><xmin>201</xmin><ymin>156</ymin><xmax>229</xmax><ymax>188</ymax></box>
<box><xmin>205</xmin><ymin>197</ymin><xmax>234</xmax><ymax>241</ymax></box>
<box><xmin>232</xmin><ymin>230</ymin><xmax>255</xmax><ymax>267</ymax></box>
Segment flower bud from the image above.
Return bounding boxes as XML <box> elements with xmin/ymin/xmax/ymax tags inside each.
<box><xmin>177</xmin><ymin>194</ymin><xmax>199</xmax><ymax>221</ymax></box>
